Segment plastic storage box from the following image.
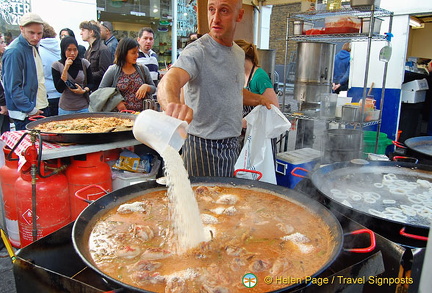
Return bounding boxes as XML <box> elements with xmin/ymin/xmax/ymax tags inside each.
<box><xmin>361</xmin><ymin>18</ymin><xmax>383</xmax><ymax>34</ymax></box>
<box><xmin>324</xmin><ymin>16</ymin><xmax>361</xmax><ymax>34</ymax></box>
<box><xmin>112</xmin><ymin>158</ymin><xmax>161</xmax><ymax>190</ymax></box>
<box><xmin>351</xmin><ymin>0</ymin><xmax>381</xmax><ymax>7</ymax></box>
<box><xmin>275</xmin><ymin>148</ymin><xmax>321</xmax><ymax>189</ymax></box>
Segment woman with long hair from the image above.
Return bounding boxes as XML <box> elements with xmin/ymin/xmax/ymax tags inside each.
<box><xmin>235</xmin><ymin>40</ymin><xmax>279</xmax><ymax>119</ymax></box>
<box><xmin>99</xmin><ymin>37</ymin><xmax>156</xmax><ymax>112</ymax></box>
<box><xmin>235</xmin><ymin>40</ymin><xmax>280</xmax><ymax>149</ymax></box>
<box><xmin>52</xmin><ymin>36</ymin><xmax>95</xmax><ymax>115</ymax></box>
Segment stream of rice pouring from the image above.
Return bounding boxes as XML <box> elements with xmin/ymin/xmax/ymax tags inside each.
<box><xmin>161</xmin><ymin>146</ymin><xmax>207</xmax><ymax>254</ymax></box>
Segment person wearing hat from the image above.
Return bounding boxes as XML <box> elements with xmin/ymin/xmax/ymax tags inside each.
<box><xmin>79</xmin><ymin>20</ymin><xmax>112</xmax><ymax>89</ymax></box>
<box><xmin>100</xmin><ymin>21</ymin><xmax>118</xmax><ymax>61</ymax></box>
<box><xmin>1</xmin><ymin>12</ymin><xmax>48</xmax><ymax>130</ymax></box>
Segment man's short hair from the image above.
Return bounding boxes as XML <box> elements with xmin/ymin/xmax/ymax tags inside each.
<box><xmin>79</xmin><ymin>20</ymin><xmax>101</xmax><ymax>39</ymax></box>
<box><xmin>138</xmin><ymin>27</ymin><xmax>154</xmax><ymax>38</ymax></box>
<box><xmin>42</xmin><ymin>22</ymin><xmax>57</xmax><ymax>39</ymax></box>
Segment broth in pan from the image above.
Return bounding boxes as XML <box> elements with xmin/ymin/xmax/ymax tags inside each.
<box><xmin>89</xmin><ymin>186</ymin><xmax>337</xmax><ymax>292</ymax></box>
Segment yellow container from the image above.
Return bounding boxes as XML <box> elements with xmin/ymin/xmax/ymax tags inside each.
<box><xmin>327</xmin><ymin>0</ymin><xmax>342</xmax><ymax>10</ymax></box>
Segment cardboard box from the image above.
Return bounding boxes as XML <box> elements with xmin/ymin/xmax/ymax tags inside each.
<box><xmin>112</xmin><ymin>158</ymin><xmax>161</xmax><ymax>190</ymax></box>
<box><xmin>275</xmin><ymin>148</ymin><xmax>321</xmax><ymax>189</ymax></box>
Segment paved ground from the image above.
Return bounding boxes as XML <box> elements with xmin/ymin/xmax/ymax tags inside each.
<box><xmin>0</xmin><ymin>244</ymin><xmax>17</xmax><ymax>293</ymax></box>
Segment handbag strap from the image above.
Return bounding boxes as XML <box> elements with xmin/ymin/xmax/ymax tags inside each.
<box><xmin>81</xmin><ymin>59</ymin><xmax>87</xmax><ymax>87</ymax></box>
<box><xmin>81</xmin><ymin>59</ymin><xmax>89</xmax><ymax>103</ymax></box>
<box><xmin>246</xmin><ymin>64</ymin><xmax>255</xmax><ymax>90</ymax></box>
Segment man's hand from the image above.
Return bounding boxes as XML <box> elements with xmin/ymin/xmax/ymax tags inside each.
<box><xmin>29</xmin><ymin>109</ymin><xmax>44</xmax><ymax>118</ymax></box>
<box><xmin>165</xmin><ymin>102</ymin><xmax>193</xmax><ymax>124</ymax></box>
<box><xmin>243</xmin><ymin>89</ymin><xmax>278</xmax><ymax>110</ymax></box>
<box><xmin>259</xmin><ymin>95</ymin><xmax>276</xmax><ymax>110</ymax></box>
<box><xmin>0</xmin><ymin>106</ymin><xmax>8</xmax><ymax>115</ymax></box>
<box><xmin>332</xmin><ymin>83</ymin><xmax>341</xmax><ymax>91</ymax></box>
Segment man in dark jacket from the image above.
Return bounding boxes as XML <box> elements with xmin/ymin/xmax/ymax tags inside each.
<box><xmin>100</xmin><ymin>21</ymin><xmax>118</xmax><ymax>61</ymax></box>
<box><xmin>80</xmin><ymin>20</ymin><xmax>112</xmax><ymax>89</ymax></box>
<box><xmin>2</xmin><ymin>13</ymin><xmax>47</xmax><ymax>130</ymax></box>
<box><xmin>0</xmin><ymin>82</ymin><xmax>10</xmax><ymax>134</ymax></box>
<box><xmin>332</xmin><ymin>42</ymin><xmax>351</xmax><ymax>94</ymax></box>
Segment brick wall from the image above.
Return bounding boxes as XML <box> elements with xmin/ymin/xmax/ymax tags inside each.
<box><xmin>269</xmin><ymin>3</ymin><xmax>302</xmax><ymax>66</ymax></box>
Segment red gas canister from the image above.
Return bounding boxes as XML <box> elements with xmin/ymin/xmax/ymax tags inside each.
<box><xmin>15</xmin><ymin>161</ymin><xmax>70</xmax><ymax>247</ymax></box>
<box><xmin>0</xmin><ymin>146</ymin><xmax>21</xmax><ymax>248</ymax></box>
<box><xmin>66</xmin><ymin>151</ymin><xmax>112</xmax><ymax>220</ymax></box>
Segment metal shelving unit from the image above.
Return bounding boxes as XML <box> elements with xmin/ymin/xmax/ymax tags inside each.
<box><xmin>285</xmin><ymin>113</ymin><xmax>380</xmax><ymax>127</ymax></box>
<box><xmin>282</xmin><ymin>5</ymin><xmax>394</xmax><ymax>152</ymax></box>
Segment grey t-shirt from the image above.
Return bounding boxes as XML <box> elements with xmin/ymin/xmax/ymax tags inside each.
<box><xmin>173</xmin><ymin>34</ymin><xmax>244</xmax><ymax>140</ymax></box>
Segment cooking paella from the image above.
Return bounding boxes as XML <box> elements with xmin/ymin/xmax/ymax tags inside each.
<box><xmin>33</xmin><ymin>116</ymin><xmax>134</xmax><ymax>133</ymax></box>
<box><xmin>87</xmin><ymin>185</ymin><xmax>337</xmax><ymax>292</ymax></box>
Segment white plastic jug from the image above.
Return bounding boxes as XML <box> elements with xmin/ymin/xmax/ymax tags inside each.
<box><xmin>133</xmin><ymin>110</ymin><xmax>188</xmax><ymax>154</ymax></box>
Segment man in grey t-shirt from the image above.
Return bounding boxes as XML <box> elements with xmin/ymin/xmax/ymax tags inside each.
<box><xmin>157</xmin><ymin>0</ymin><xmax>274</xmax><ymax>177</ymax></box>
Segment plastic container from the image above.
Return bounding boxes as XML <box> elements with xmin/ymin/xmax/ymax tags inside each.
<box><xmin>319</xmin><ymin>93</ymin><xmax>338</xmax><ymax>119</ymax></box>
<box><xmin>293</xmin><ymin>21</ymin><xmax>314</xmax><ymax>35</ymax></box>
<box><xmin>363</xmin><ymin>131</ymin><xmax>393</xmax><ymax>155</ymax></box>
<box><xmin>341</xmin><ymin>104</ymin><xmax>361</xmax><ymax>122</ymax></box>
<box><xmin>302</xmin><ymin>22</ymin><xmax>314</xmax><ymax>34</ymax></box>
<box><xmin>361</xmin><ymin>18</ymin><xmax>383</xmax><ymax>34</ymax></box>
<box><xmin>324</xmin><ymin>16</ymin><xmax>361</xmax><ymax>34</ymax></box>
<box><xmin>351</xmin><ymin>0</ymin><xmax>381</xmax><ymax>7</ymax></box>
<box><xmin>275</xmin><ymin>148</ymin><xmax>321</xmax><ymax>189</ymax></box>
<box><xmin>112</xmin><ymin>158</ymin><xmax>161</xmax><ymax>190</ymax></box>
<box><xmin>133</xmin><ymin>109</ymin><xmax>188</xmax><ymax>154</ymax></box>
<box><xmin>293</xmin><ymin>21</ymin><xmax>303</xmax><ymax>35</ymax></box>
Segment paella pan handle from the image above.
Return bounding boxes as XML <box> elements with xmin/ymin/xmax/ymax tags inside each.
<box><xmin>120</xmin><ymin>109</ymin><xmax>136</xmax><ymax>114</ymax></box>
<box><xmin>392</xmin><ymin>141</ymin><xmax>406</xmax><ymax>149</ymax></box>
<box><xmin>392</xmin><ymin>156</ymin><xmax>419</xmax><ymax>164</ymax></box>
<box><xmin>28</xmin><ymin>115</ymin><xmax>46</xmax><ymax>121</ymax></box>
<box><xmin>75</xmin><ymin>184</ymin><xmax>109</xmax><ymax>204</ymax></box>
<box><xmin>343</xmin><ymin>229</ymin><xmax>376</xmax><ymax>253</ymax></box>
<box><xmin>399</xmin><ymin>227</ymin><xmax>429</xmax><ymax>241</ymax></box>
<box><xmin>233</xmin><ymin>169</ymin><xmax>263</xmax><ymax>180</ymax></box>
<box><xmin>291</xmin><ymin>167</ymin><xmax>309</xmax><ymax>178</ymax></box>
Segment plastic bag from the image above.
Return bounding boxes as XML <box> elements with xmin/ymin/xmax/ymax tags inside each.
<box><xmin>234</xmin><ymin>105</ymin><xmax>291</xmax><ymax>184</ymax></box>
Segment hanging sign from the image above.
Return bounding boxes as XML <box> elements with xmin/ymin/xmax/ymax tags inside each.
<box><xmin>0</xmin><ymin>0</ymin><xmax>30</xmax><ymax>26</ymax></box>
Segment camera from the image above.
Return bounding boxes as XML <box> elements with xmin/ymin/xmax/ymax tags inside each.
<box><xmin>65</xmin><ymin>80</ymin><xmax>77</xmax><ymax>89</ymax></box>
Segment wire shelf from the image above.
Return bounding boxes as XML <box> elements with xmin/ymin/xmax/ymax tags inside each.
<box><xmin>288</xmin><ymin>33</ymin><xmax>386</xmax><ymax>42</ymax></box>
<box><xmin>289</xmin><ymin>7</ymin><xmax>393</xmax><ymax>21</ymax></box>
<box><xmin>284</xmin><ymin>112</ymin><xmax>381</xmax><ymax>127</ymax></box>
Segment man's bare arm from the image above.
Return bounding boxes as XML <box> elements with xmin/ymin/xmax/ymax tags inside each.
<box><xmin>157</xmin><ymin>67</ymin><xmax>193</xmax><ymax>123</ymax></box>
<box><xmin>243</xmin><ymin>88</ymin><xmax>278</xmax><ymax>109</ymax></box>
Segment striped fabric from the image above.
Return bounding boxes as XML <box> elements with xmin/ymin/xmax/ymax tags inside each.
<box><xmin>182</xmin><ymin>134</ymin><xmax>241</xmax><ymax>177</ymax></box>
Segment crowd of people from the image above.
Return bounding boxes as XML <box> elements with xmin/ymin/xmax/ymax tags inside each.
<box><xmin>1</xmin><ymin>2</ymin><xmax>279</xmax><ymax>178</ymax></box>
<box><xmin>157</xmin><ymin>0</ymin><xmax>277</xmax><ymax>177</ymax></box>
<box><xmin>0</xmin><ymin>13</ymin><xmax>162</xmax><ymax>131</ymax></box>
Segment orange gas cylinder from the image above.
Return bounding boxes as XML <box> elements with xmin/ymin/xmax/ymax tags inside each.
<box><xmin>0</xmin><ymin>146</ymin><xmax>21</xmax><ymax>248</ymax></box>
<box><xmin>66</xmin><ymin>152</ymin><xmax>112</xmax><ymax>220</ymax></box>
<box><xmin>15</xmin><ymin>161</ymin><xmax>70</xmax><ymax>247</ymax></box>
